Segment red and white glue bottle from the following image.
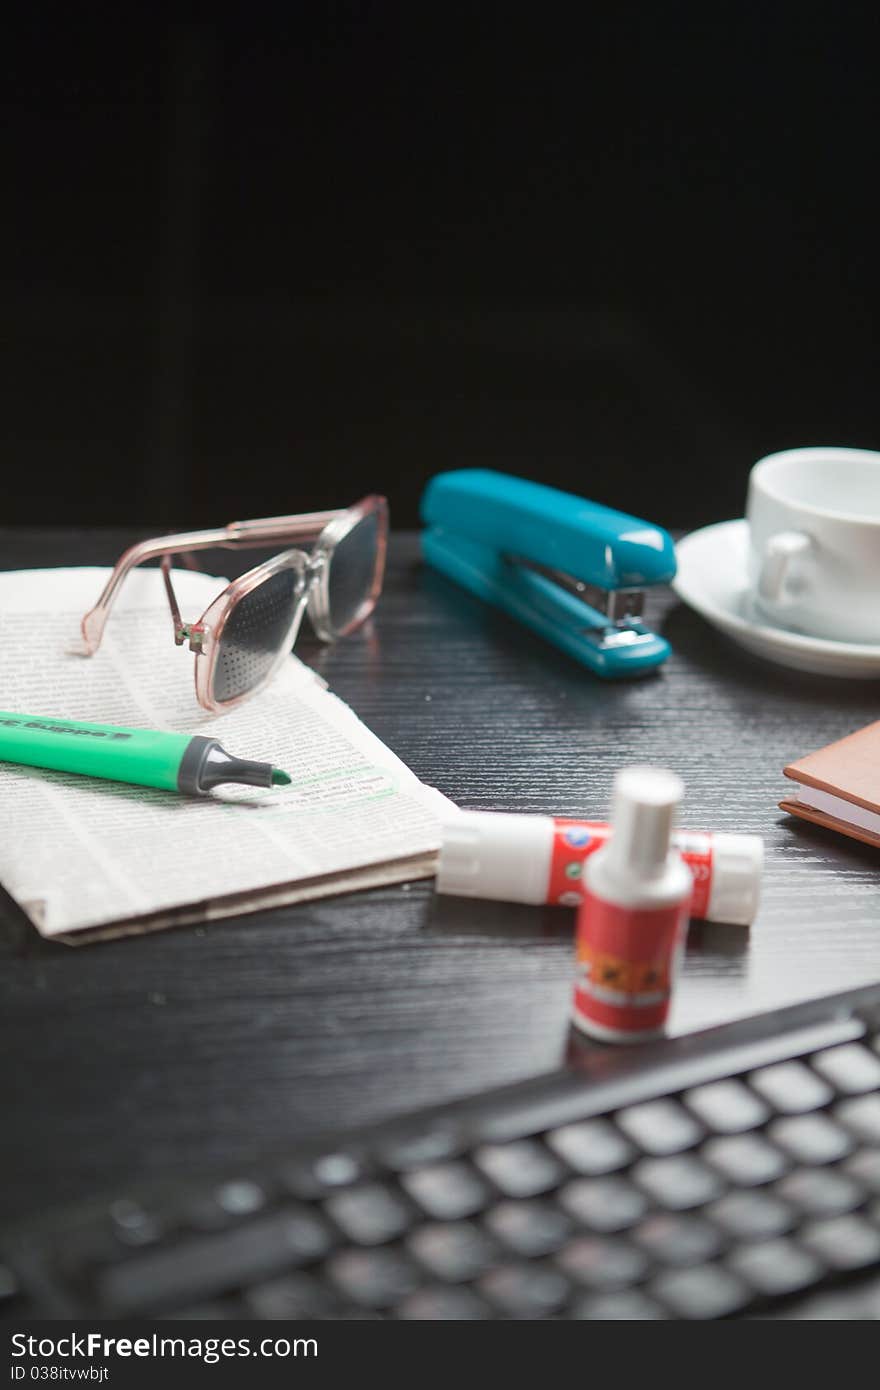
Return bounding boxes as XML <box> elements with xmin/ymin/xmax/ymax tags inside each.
<box><xmin>436</xmin><ymin>809</ymin><xmax>762</xmax><ymax>926</ymax></box>
<box><xmin>572</xmin><ymin>767</ymin><xmax>692</xmax><ymax>1044</ymax></box>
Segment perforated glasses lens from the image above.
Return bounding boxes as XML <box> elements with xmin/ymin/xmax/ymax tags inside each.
<box><xmin>212</xmin><ymin>568</ymin><xmax>304</xmax><ymax>704</ymax></box>
<box><xmin>327</xmin><ymin>511</ymin><xmax>380</xmax><ymax>634</ymax></box>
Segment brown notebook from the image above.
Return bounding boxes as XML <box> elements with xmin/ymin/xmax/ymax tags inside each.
<box><xmin>780</xmin><ymin>720</ymin><xmax>880</xmax><ymax>849</ymax></box>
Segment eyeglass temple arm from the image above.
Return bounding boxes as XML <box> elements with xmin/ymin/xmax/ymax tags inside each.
<box><xmin>160</xmin><ymin>556</ymin><xmax>185</xmax><ymax>639</ymax></box>
<box><xmin>80</xmin><ymin>510</ymin><xmax>346</xmax><ymax>654</ymax></box>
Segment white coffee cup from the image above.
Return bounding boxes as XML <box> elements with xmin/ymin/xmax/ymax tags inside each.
<box><xmin>746</xmin><ymin>446</ymin><xmax>880</xmax><ymax>644</ymax></box>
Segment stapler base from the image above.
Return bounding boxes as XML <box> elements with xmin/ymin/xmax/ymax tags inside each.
<box><xmin>422</xmin><ymin>530</ymin><xmax>670</xmax><ymax>678</ymax></box>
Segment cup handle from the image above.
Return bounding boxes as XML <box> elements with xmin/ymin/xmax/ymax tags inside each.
<box><xmin>757</xmin><ymin>530</ymin><xmax>812</xmax><ymax>602</ymax></box>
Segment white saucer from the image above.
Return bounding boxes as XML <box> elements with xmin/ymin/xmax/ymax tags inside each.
<box><xmin>673</xmin><ymin>520</ymin><xmax>880</xmax><ymax>679</ymax></box>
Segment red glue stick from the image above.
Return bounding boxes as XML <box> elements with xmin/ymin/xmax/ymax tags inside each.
<box><xmin>572</xmin><ymin>767</ymin><xmax>692</xmax><ymax>1044</ymax></box>
<box><xmin>437</xmin><ymin>810</ymin><xmax>762</xmax><ymax>926</ymax></box>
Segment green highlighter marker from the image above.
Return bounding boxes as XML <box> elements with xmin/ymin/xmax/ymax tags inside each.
<box><xmin>0</xmin><ymin>712</ymin><xmax>292</xmax><ymax>796</ymax></box>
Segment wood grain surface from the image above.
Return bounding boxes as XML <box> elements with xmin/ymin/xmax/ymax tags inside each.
<box><xmin>2</xmin><ymin>528</ymin><xmax>880</xmax><ymax>1227</ymax></box>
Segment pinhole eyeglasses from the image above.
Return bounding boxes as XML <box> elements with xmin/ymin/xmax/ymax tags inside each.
<box><xmin>80</xmin><ymin>496</ymin><xmax>388</xmax><ymax>712</ymax></box>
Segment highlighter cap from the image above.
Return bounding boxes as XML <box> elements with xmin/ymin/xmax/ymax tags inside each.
<box><xmin>436</xmin><ymin>810</ymin><xmax>554</xmax><ymax>905</ymax></box>
<box><xmin>707</xmin><ymin>832</ymin><xmax>764</xmax><ymax>927</ymax></box>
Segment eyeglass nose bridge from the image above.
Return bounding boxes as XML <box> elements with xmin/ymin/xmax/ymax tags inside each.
<box><xmin>305</xmin><ymin>552</ymin><xmax>327</xmax><ymax>584</ymax></box>
<box><xmin>301</xmin><ymin>552</ymin><xmax>328</xmax><ymax>614</ymax></box>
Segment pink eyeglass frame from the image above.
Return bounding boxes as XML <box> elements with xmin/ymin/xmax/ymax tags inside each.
<box><xmin>80</xmin><ymin>495</ymin><xmax>388</xmax><ymax>713</ymax></box>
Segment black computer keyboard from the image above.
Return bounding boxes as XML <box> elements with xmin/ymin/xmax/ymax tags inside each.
<box><xmin>4</xmin><ymin>983</ymin><xmax>880</xmax><ymax>1321</ymax></box>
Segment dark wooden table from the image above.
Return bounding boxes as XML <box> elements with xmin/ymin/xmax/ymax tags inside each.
<box><xmin>3</xmin><ymin>529</ymin><xmax>880</xmax><ymax>1230</ymax></box>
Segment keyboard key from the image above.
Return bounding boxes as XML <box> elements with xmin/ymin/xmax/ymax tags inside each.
<box><xmin>401</xmin><ymin>1163</ymin><xmax>492</xmax><ymax>1222</ymax></box>
<box><xmin>776</xmin><ymin>1167</ymin><xmax>864</xmax><ymax>1218</ymax></box>
<box><xmin>108</xmin><ymin>1198</ymin><xmax>163</xmax><ymax>1246</ymax></box>
<box><xmin>571</xmin><ymin>1289</ymin><xmax>667</xmax><ymax>1320</ymax></box>
<box><xmin>556</xmin><ymin>1235</ymin><xmax>648</xmax><ymax>1290</ymax></box>
<box><xmin>326</xmin><ymin>1247</ymin><xmax>421</xmax><ymax>1310</ymax></box>
<box><xmin>559</xmin><ymin>1176</ymin><xmax>648</xmax><ymax>1233</ymax></box>
<box><xmin>375</xmin><ymin>1123</ymin><xmax>465</xmax><ymax>1172</ymax></box>
<box><xmin>651</xmin><ymin>1263</ymin><xmax>751</xmax><ymax>1319</ymax></box>
<box><xmin>703</xmin><ymin>1134</ymin><xmax>788</xmax><ymax>1186</ymax></box>
<box><xmin>479</xmin><ymin>1263</ymin><xmax>571</xmax><ymax>1318</ymax></box>
<box><xmin>750</xmin><ymin>1061</ymin><xmax>833</xmax><ymax>1114</ymax></box>
<box><xmin>728</xmin><ymin>1238</ymin><xmax>823</xmax><ymax>1297</ymax></box>
<box><xmin>546</xmin><ymin>1119</ymin><xmax>635</xmax><ymax>1175</ymax></box>
<box><xmin>324</xmin><ymin>1184</ymin><xmax>414</xmax><ymax>1245</ymax></box>
<box><xmin>281</xmin><ymin>1149</ymin><xmax>369</xmax><ymax>1199</ymax></box>
<box><xmin>801</xmin><ymin>1215</ymin><xmax>880</xmax><ymax>1271</ymax></box>
<box><xmin>246</xmin><ymin>1272</ymin><xmax>343</xmax><ymax>1319</ymax></box>
<box><xmin>633</xmin><ymin>1155</ymin><xmax>724</xmax><ymax>1210</ymax></box>
<box><xmin>683</xmin><ymin>1079</ymin><xmax>770</xmax><ymax>1135</ymax></box>
<box><xmin>633</xmin><ymin>1214</ymin><xmax>723</xmax><ymax>1265</ymax></box>
<box><xmin>214</xmin><ymin>1180</ymin><xmax>268</xmax><ymax>1217</ymax></box>
<box><xmin>397</xmin><ymin>1286</ymin><xmax>493</xmax><ymax>1319</ymax></box>
<box><xmin>484</xmin><ymin>1200</ymin><xmax>573</xmax><ymax>1257</ymax></box>
<box><xmin>812</xmin><ymin>1043</ymin><xmax>880</xmax><ymax>1095</ymax></box>
<box><xmin>844</xmin><ymin>1149</ymin><xmax>880</xmax><ymax>1194</ymax></box>
<box><xmin>616</xmin><ymin>1100</ymin><xmax>703</xmax><ymax>1155</ymax></box>
<box><xmin>835</xmin><ymin>1094</ymin><xmax>880</xmax><ymax>1144</ymax></box>
<box><xmin>94</xmin><ymin>1208</ymin><xmax>335</xmax><ymax>1313</ymax></box>
<box><xmin>708</xmin><ymin>1191</ymin><xmax>795</xmax><ymax>1240</ymax></box>
<box><xmin>187</xmin><ymin>1181</ymin><xmax>269</xmax><ymax>1231</ymax></box>
<box><xmin>407</xmin><ymin>1221</ymin><xmax>499</xmax><ymax>1281</ymax></box>
<box><xmin>769</xmin><ymin>1114</ymin><xmax>853</xmax><ymax>1166</ymax></box>
<box><xmin>474</xmin><ymin>1140</ymin><xmax>565</xmax><ymax>1198</ymax></box>
<box><xmin>229</xmin><ymin>1207</ymin><xmax>331</xmax><ymax>1265</ymax></box>
<box><xmin>311</xmin><ymin>1154</ymin><xmax>365</xmax><ymax>1189</ymax></box>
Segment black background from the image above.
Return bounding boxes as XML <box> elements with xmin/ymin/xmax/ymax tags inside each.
<box><xmin>3</xmin><ymin>3</ymin><xmax>879</xmax><ymax>532</ymax></box>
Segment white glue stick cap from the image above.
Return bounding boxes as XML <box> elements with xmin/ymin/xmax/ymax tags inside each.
<box><xmin>436</xmin><ymin>810</ymin><xmax>553</xmax><ymax>905</ymax></box>
<box><xmin>605</xmin><ymin>766</ymin><xmax>684</xmax><ymax>878</ymax></box>
<box><xmin>707</xmin><ymin>833</ymin><xmax>764</xmax><ymax>927</ymax></box>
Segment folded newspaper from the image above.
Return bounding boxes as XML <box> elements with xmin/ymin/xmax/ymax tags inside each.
<box><xmin>0</xmin><ymin>567</ymin><xmax>444</xmax><ymax>943</ymax></box>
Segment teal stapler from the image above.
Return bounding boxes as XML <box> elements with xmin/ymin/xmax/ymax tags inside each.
<box><xmin>420</xmin><ymin>470</ymin><xmax>676</xmax><ymax>677</ymax></box>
